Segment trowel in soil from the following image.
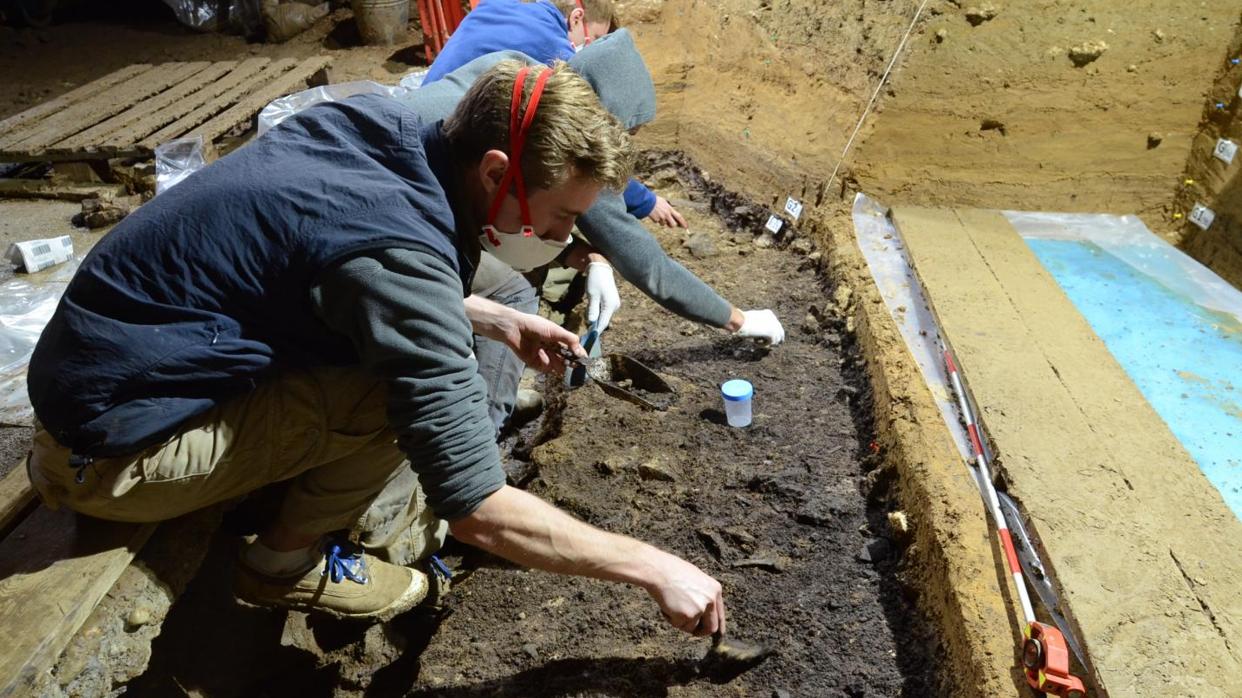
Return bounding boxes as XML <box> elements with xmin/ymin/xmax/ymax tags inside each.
<box><xmin>559</xmin><ymin>346</ymin><xmax>678</xmax><ymax>411</ymax></box>
<box><xmin>699</xmin><ymin>631</ymin><xmax>774</xmax><ymax>682</ymax></box>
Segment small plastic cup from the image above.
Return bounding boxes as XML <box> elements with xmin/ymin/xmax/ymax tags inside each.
<box><xmin>721</xmin><ymin>379</ymin><xmax>754</xmax><ymax>428</ymax></box>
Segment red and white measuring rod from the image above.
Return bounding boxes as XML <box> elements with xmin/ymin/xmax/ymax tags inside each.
<box><xmin>943</xmin><ymin>349</ymin><xmax>1036</xmax><ymax>624</ymax></box>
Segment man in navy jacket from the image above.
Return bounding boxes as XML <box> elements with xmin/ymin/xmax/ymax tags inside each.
<box><xmin>26</xmin><ymin>62</ymin><xmax>727</xmax><ymax>636</ymax></box>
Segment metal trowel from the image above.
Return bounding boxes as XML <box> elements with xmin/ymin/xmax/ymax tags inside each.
<box><xmin>559</xmin><ymin>344</ymin><xmax>677</xmax><ymax>411</ymax></box>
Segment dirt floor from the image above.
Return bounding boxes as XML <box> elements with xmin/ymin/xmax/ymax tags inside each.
<box><xmin>109</xmin><ymin>161</ymin><xmax>933</xmax><ymax>697</ymax></box>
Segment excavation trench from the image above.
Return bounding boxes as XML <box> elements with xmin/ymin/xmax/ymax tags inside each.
<box><xmin>116</xmin><ymin>157</ymin><xmax>933</xmax><ymax>697</ymax></box>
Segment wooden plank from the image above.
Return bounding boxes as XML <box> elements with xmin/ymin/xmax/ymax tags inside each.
<box><xmin>0</xmin><ymin>179</ymin><xmax>125</xmax><ymax>201</ymax></box>
<box><xmin>3</xmin><ymin>62</ymin><xmax>214</xmax><ymax>154</ymax></box>
<box><xmin>137</xmin><ymin>57</ymin><xmax>298</xmax><ymax>150</ymax></box>
<box><xmin>95</xmin><ymin>57</ymin><xmax>271</xmax><ymax>153</ymax></box>
<box><xmin>0</xmin><ymin>507</ymin><xmax>155</xmax><ymax>697</ymax></box>
<box><xmin>185</xmin><ymin>56</ymin><xmax>333</xmax><ymax>145</ymax></box>
<box><xmin>0</xmin><ymin>465</ymin><xmax>34</xmax><ymax>539</ymax></box>
<box><xmin>892</xmin><ymin>207</ymin><xmax>1242</xmax><ymax>697</ymax></box>
<box><xmin>0</xmin><ymin>64</ymin><xmax>156</xmax><ymax>146</ymax></box>
<box><xmin>52</xmin><ymin>61</ymin><xmax>240</xmax><ymax>152</ymax></box>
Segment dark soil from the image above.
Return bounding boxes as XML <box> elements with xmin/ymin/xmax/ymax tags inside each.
<box><xmin>403</xmin><ymin>160</ymin><xmax>934</xmax><ymax>696</ymax></box>
<box><xmin>120</xmin><ymin>160</ymin><xmax>933</xmax><ymax>697</ymax></box>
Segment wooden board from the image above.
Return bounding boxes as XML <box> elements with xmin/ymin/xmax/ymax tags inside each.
<box><xmin>0</xmin><ymin>465</ymin><xmax>34</xmax><ymax>538</ymax></box>
<box><xmin>0</xmin><ymin>507</ymin><xmax>154</xmax><ymax>697</ymax></box>
<box><xmin>0</xmin><ymin>57</ymin><xmax>331</xmax><ymax>163</ymax></box>
<box><xmin>892</xmin><ymin>207</ymin><xmax>1242</xmax><ymax>696</ymax></box>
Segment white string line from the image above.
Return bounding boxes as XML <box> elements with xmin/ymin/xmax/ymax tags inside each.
<box><xmin>823</xmin><ymin>0</ymin><xmax>932</xmax><ymax>198</ymax></box>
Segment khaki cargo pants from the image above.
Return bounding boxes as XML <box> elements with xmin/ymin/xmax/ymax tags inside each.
<box><xmin>28</xmin><ymin>367</ymin><xmax>446</xmax><ymax>562</ymax></box>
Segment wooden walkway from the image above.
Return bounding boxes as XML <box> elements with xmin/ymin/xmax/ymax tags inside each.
<box><xmin>892</xmin><ymin>207</ymin><xmax>1242</xmax><ymax>697</ymax></box>
<box><xmin>0</xmin><ymin>56</ymin><xmax>331</xmax><ymax>163</ymax></box>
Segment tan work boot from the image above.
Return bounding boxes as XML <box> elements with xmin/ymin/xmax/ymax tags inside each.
<box><xmin>235</xmin><ymin>541</ymin><xmax>427</xmax><ymax>621</ymax></box>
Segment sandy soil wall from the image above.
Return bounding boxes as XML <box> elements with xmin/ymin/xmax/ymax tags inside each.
<box><xmin>1177</xmin><ymin>14</ymin><xmax>1242</xmax><ymax>290</ymax></box>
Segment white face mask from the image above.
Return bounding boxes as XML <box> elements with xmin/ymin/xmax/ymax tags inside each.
<box><xmin>480</xmin><ymin>66</ymin><xmax>568</xmax><ymax>273</ymax></box>
<box><xmin>479</xmin><ymin>226</ymin><xmax>568</xmax><ymax>272</ymax></box>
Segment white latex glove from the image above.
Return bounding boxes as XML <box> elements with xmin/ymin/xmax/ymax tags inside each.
<box><xmin>586</xmin><ymin>262</ymin><xmax>622</xmax><ymax>332</ymax></box>
<box><xmin>736</xmin><ymin>309</ymin><xmax>785</xmax><ymax>346</ymax></box>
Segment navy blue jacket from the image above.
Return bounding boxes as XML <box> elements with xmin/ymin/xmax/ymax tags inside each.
<box><xmin>29</xmin><ymin>95</ymin><xmax>471</xmax><ymax>459</ymax></box>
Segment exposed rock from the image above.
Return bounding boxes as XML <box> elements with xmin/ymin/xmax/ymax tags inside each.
<box><xmin>857</xmin><ymin>538</ymin><xmax>892</xmax><ymax>563</ymax></box>
<box><xmin>124</xmin><ymin>608</ymin><xmax>151</xmax><ymax>631</ymax></box>
<box><xmin>833</xmin><ymin>284</ymin><xmax>854</xmax><ymax>312</ymax></box>
<box><xmin>1068</xmin><ymin>40</ymin><xmax>1108</xmax><ymax>67</ymax></box>
<box><xmin>1147</xmin><ymin>132</ymin><xmax>1164</xmax><ymax>149</ymax></box>
<box><xmin>789</xmin><ymin>237</ymin><xmax>815</xmax><ymax>255</ymax></box>
<box><xmin>521</xmin><ymin>643</ymin><xmax>540</xmax><ymax>661</ymax></box>
<box><xmin>638</xmin><ymin>459</ymin><xmax>677</xmax><ymax>482</ymax></box>
<box><xmin>964</xmin><ymin>3</ymin><xmax>998</xmax><ymax>26</ymax></box>
<box><xmin>683</xmin><ymin>230</ymin><xmax>718</xmax><ymax>259</ymax></box>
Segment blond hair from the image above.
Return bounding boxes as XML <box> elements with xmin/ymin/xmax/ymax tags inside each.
<box><xmin>549</xmin><ymin>0</ymin><xmax>615</xmax><ymax>25</ymax></box>
<box><xmin>444</xmin><ymin>60</ymin><xmax>633</xmax><ymax>191</ymax></box>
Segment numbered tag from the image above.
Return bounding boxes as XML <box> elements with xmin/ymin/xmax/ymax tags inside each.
<box><xmin>1189</xmin><ymin>203</ymin><xmax>1216</xmax><ymax>231</ymax></box>
<box><xmin>764</xmin><ymin>214</ymin><xmax>784</xmax><ymax>234</ymax></box>
<box><xmin>784</xmin><ymin>196</ymin><xmax>804</xmax><ymax>221</ymax></box>
<box><xmin>1213</xmin><ymin>138</ymin><xmax>1238</xmax><ymax>165</ymax></box>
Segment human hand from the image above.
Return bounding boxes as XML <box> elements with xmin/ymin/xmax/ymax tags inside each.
<box><xmin>585</xmin><ymin>262</ymin><xmax>622</xmax><ymax>332</ymax></box>
<box><xmin>735</xmin><ymin>309</ymin><xmax>785</xmax><ymax>346</ymax></box>
<box><xmin>646</xmin><ymin>553</ymin><xmax>725</xmax><ymax>636</ymax></box>
<box><xmin>648</xmin><ymin>196</ymin><xmax>688</xmax><ymax>228</ymax></box>
<box><xmin>504</xmin><ymin>311</ymin><xmax>585</xmax><ymax>373</ymax></box>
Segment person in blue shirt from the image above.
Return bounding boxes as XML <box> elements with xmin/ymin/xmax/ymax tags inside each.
<box><xmin>427</xmin><ymin>0</ymin><xmax>686</xmax><ymax>228</ymax></box>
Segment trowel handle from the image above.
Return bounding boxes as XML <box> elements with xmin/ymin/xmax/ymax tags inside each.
<box><xmin>582</xmin><ymin>322</ymin><xmax>600</xmax><ymax>356</ymax></box>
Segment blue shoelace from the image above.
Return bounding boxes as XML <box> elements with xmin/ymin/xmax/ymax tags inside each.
<box><xmin>429</xmin><ymin>554</ymin><xmax>453</xmax><ymax>582</ymax></box>
<box><xmin>322</xmin><ymin>543</ymin><xmax>369</xmax><ymax>585</ymax></box>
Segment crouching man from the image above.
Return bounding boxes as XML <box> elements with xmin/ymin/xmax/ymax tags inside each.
<box><xmin>25</xmin><ymin>61</ymin><xmax>725</xmax><ymax>636</ymax></box>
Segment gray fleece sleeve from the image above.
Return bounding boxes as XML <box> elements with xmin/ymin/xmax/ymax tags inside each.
<box><xmin>576</xmin><ymin>190</ymin><xmax>734</xmax><ymax>328</ymax></box>
<box><xmin>311</xmin><ymin>247</ymin><xmax>505</xmax><ymax>521</ymax></box>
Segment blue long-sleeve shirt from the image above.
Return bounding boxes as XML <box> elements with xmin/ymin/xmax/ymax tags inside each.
<box><xmin>424</xmin><ymin>0</ymin><xmax>574</xmax><ymax>85</ymax></box>
<box><xmin>623</xmin><ymin>178</ymin><xmax>657</xmax><ymax>218</ymax></box>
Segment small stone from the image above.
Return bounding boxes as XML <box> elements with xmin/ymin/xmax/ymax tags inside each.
<box><xmin>789</xmin><ymin>237</ymin><xmax>815</xmax><ymax>255</ymax></box>
<box><xmin>888</xmin><ymin>511</ymin><xmax>911</xmax><ymax>540</ymax></box>
<box><xmin>125</xmin><ymin>607</ymin><xmax>151</xmax><ymax>630</ymax></box>
<box><xmin>1152</xmin><ymin>28</ymin><xmax>1165</xmax><ymax>43</ymax></box>
<box><xmin>678</xmin><ymin>322</ymin><xmax>697</xmax><ymax>336</ymax></box>
<box><xmin>1068</xmin><ymin>40</ymin><xmax>1108</xmax><ymax>67</ymax></box>
<box><xmin>964</xmin><ymin>3</ymin><xmax>998</xmax><ymax>27</ymax></box>
<box><xmin>594</xmin><ymin>459</ymin><xmax>618</xmax><ymax>476</ymax></box>
<box><xmin>638</xmin><ymin>460</ymin><xmax>676</xmax><ymax>482</ymax></box>
<box><xmin>802</xmin><ymin>313</ymin><xmax>820</xmax><ymax>333</ymax></box>
<box><xmin>1126</xmin><ymin>63</ymin><xmax>1138</xmax><ymax>73</ymax></box>
<box><xmin>683</xmin><ymin>230</ymin><xmax>718</xmax><ymax>259</ymax></box>
<box><xmin>801</xmin><ymin>61</ymin><xmax>816</xmax><ymax>77</ymax></box>
<box><xmin>857</xmin><ymin>538</ymin><xmax>892</xmax><ymax>563</ymax></box>
<box><xmin>934</xmin><ymin>28</ymin><xmax>949</xmax><ymax>43</ymax></box>
<box><xmin>518</xmin><ymin>611</ymin><xmax>527</xmax><ymax>620</ymax></box>
<box><xmin>754</xmin><ymin>234</ymin><xmax>776</xmax><ymax>249</ymax></box>
<box><xmin>1147</xmin><ymin>132</ymin><xmax>1163</xmax><ymax>149</ymax></box>
<box><xmin>773</xmin><ymin>690</ymin><xmax>792</xmax><ymax>698</ymax></box>
<box><xmin>833</xmin><ymin>284</ymin><xmax>854</xmax><ymax>311</ymax></box>
<box><xmin>522</xmin><ymin>643</ymin><xmax>539</xmax><ymax>660</ymax></box>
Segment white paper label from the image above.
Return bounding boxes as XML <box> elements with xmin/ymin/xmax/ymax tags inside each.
<box><xmin>1189</xmin><ymin>203</ymin><xmax>1216</xmax><ymax>231</ymax></box>
<box><xmin>764</xmin><ymin>214</ymin><xmax>784</xmax><ymax>234</ymax></box>
<box><xmin>1213</xmin><ymin>138</ymin><xmax>1238</xmax><ymax>165</ymax></box>
<box><xmin>6</xmin><ymin>235</ymin><xmax>73</xmax><ymax>273</ymax></box>
<box><xmin>784</xmin><ymin>196</ymin><xmax>804</xmax><ymax>221</ymax></box>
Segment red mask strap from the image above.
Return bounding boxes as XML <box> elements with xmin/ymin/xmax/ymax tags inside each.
<box><xmin>485</xmin><ymin>66</ymin><xmax>553</xmax><ymax>236</ymax></box>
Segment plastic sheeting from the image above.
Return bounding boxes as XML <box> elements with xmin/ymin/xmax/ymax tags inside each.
<box><xmin>852</xmin><ymin>193</ymin><xmax>1242</xmax><ymax>518</ymax></box>
<box><xmin>0</xmin><ymin>259</ymin><xmax>80</xmax><ymax>426</ymax></box>
<box><xmin>256</xmin><ymin>70</ymin><xmax>427</xmax><ymax>136</ymax></box>
<box><xmin>1009</xmin><ymin>211</ymin><xmax>1242</xmax><ymax>518</ymax></box>
<box><xmin>850</xmin><ymin>193</ymin><xmax>973</xmax><ymax>463</ymax></box>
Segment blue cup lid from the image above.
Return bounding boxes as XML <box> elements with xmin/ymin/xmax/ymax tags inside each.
<box><xmin>721</xmin><ymin>379</ymin><xmax>753</xmax><ymax>402</ymax></box>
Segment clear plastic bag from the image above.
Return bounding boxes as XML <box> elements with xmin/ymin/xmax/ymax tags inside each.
<box><xmin>257</xmin><ymin>81</ymin><xmax>412</xmax><ymax>136</ymax></box>
<box><xmin>162</xmin><ymin>0</ymin><xmax>262</xmax><ymax>35</ymax></box>
<box><xmin>155</xmin><ymin>135</ymin><xmax>208</xmax><ymax>195</ymax></box>
<box><xmin>0</xmin><ymin>258</ymin><xmax>80</xmax><ymax>425</ymax></box>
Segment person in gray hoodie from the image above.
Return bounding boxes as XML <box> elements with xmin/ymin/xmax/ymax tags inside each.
<box><xmin>391</xmin><ymin>29</ymin><xmax>786</xmax><ymax>434</ymax></box>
